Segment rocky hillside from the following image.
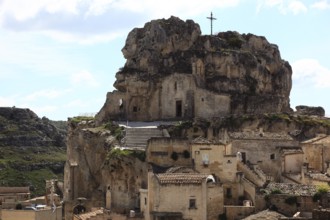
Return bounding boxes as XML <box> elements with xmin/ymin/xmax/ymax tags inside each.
<box><xmin>0</xmin><ymin>107</ymin><xmax>66</xmax><ymax>196</ymax></box>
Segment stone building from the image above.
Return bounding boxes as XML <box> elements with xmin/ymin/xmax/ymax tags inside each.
<box><xmin>229</xmin><ymin>131</ymin><xmax>299</xmax><ymax>182</ymax></box>
<box><xmin>300</xmin><ymin>134</ymin><xmax>330</xmax><ymax>173</ymax></box>
<box><xmin>142</xmin><ymin>171</ymin><xmax>223</xmax><ymax>220</ymax></box>
<box><xmin>0</xmin><ymin>187</ymin><xmax>30</xmax><ymax>206</ymax></box>
<box><xmin>146</xmin><ymin>137</ymin><xmax>191</xmax><ymax>167</ymax></box>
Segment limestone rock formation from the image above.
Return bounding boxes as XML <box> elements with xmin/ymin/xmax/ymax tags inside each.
<box><xmin>296</xmin><ymin>105</ymin><xmax>325</xmax><ymax>117</ymax></box>
<box><xmin>96</xmin><ymin>16</ymin><xmax>292</xmax><ymax>123</ymax></box>
<box><xmin>63</xmin><ymin>119</ymin><xmax>147</xmax><ymax>219</ymax></box>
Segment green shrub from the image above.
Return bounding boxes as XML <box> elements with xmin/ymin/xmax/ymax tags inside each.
<box><xmin>313</xmin><ymin>184</ymin><xmax>329</xmax><ymax>202</ymax></box>
<box><xmin>107</xmin><ymin>148</ymin><xmax>146</xmax><ymax>162</ymax></box>
<box><xmin>270</xmin><ymin>189</ymin><xmax>282</xmax><ymax>194</ymax></box>
<box><xmin>104</xmin><ymin>121</ymin><xmax>124</xmax><ymax>141</ymax></box>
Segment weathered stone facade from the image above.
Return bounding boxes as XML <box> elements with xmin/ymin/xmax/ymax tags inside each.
<box><xmin>145</xmin><ymin>172</ymin><xmax>223</xmax><ymax>220</ymax></box>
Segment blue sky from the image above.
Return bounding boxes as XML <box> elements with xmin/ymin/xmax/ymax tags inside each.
<box><xmin>0</xmin><ymin>0</ymin><xmax>329</xmax><ymax>120</ymax></box>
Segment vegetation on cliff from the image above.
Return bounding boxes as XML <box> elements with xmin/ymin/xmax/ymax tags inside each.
<box><xmin>0</xmin><ymin>107</ymin><xmax>67</xmax><ymax>196</ymax></box>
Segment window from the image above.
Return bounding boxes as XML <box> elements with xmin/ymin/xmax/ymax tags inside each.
<box><xmin>133</xmin><ymin>106</ymin><xmax>138</xmax><ymax>112</ymax></box>
<box><xmin>226</xmin><ymin>188</ymin><xmax>232</xmax><ymax>198</ymax></box>
<box><xmin>144</xmin><ymin>198</ymin><xmax>147</xmax><ymax>205</ymax></box>
<box><xmin>189</xmin><ymin>199</ymin><xmax>196</xmax><ymax>209</ymax></box>
<box><xmin>270</xmin><ymin>154</ymin><xmax>275</xmax><ymax>160</ymax></box>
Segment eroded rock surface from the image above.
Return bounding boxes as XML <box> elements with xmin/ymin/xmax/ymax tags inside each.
<box><xmin>97</xmin><ymin>16</ymin><xmax>292</xmax><ymax>123</ymax></box>
<box><xmin>296</xmin><ymin>105</ymin><xmax>325</xmax><ymax>117</ymax></box>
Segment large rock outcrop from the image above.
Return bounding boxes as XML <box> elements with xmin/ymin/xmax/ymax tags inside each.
<box><xmin>63</xmin><ymin>118</ymin><xmax>147</xmax><ymax>219</ymax></box>
<box><xmin>96</xmin><ymin>16</ymin><xmax>292</xmax><ymax>123</ymax></box>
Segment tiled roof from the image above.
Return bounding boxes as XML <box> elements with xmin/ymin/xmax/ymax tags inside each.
<box><xmin>0</xmin><ymin>187</ymin><xmax>30</xmax><ymax>194</ymax></box>
<box><xmin>265</xmin><ymin>183</ymin><xmax>317</xmax><ymax>196</ymax></box>
<box><xmin>242</xmin><ymin>210</ymin><xmax>285</xmax><ymax>220</ymax></box>
<box><xmin>192</xmin><ymin>136</ymin><xmax>212</xmax><ymax>144</ymax></box>
<box><xmin>280</xmin><ymin>147</ymin><xmax>303</xmax><ymax>155</ymax></box>
<box><xmin>156</xmin><ymin>173</ymin><xmax>209</xmax><ymax>185</ymax></box>
<box><xmin>77</xmin><ymin>209</ymin><xmax>104</xmax><ymax>220</ymax></box>
<box><xmin>301</xmin><ymin>134</ymin><xmax>330</xmax><ymax>144</ymax></box>
<box><xmin>307</xmin><ymin>173</ymin><xmax>330</xmax><ymax>182</ymax></box>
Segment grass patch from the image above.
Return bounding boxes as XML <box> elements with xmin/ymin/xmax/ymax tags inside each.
<box><xmin>104</xmin><ymin>121</ymin><xmax>124</xmax><ymax>141</ymax></box>
<box><xmin>106</xmin><ymin>148</ymin><xmax>146</xmax><ymax>162</ymax></box>
<box><xmin>0</xmin><ymin>168</ymin><xmax>59</xmax><ymax>197</ymax></box>
<box><xmin>168</xmin><ymin>120</ymin><xmax>193</xmax><ymax>137</ymax></box>
<box><xmin>0</xmin><ymin>146</ymin><xmax>66</xmax><ymax>197</ymax></box>
<box><xmin>70</xmin><ymin>116</ymin><xmax>94</xmax><ymax>124</ymax></box>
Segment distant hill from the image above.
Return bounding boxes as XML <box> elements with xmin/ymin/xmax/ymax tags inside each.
<box><xmin>0</xmin><ymin>107</ymin><xmax>67</xmax><ymax>197</ymax></box>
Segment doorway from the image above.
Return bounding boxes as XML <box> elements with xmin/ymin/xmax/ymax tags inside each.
<box><xmin>176</xmin><ymin>100</ymin><xmax>182</xmax><ymax>117</ymax></box>
<box><xmin>241</xmin><ymin>152</ymin><xmax>246</xmax><ymax>164</ymax></box>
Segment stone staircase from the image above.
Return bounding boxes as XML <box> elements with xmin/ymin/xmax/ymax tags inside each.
<box><xmin>237</xmin><ymin>162</ymin><xmax>267</xmax><ymax>187</ymax></box>
<box><xmin>124</xmin><ymin>127</ymin><xmax>164</xmax><ymax>149</ymax></box>
<box><xmin>76</xmin><ymin>209</ymin><xmax>104</xmax><ymax>220</ymax></box>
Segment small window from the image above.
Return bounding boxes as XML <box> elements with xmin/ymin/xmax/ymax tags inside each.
<box><xmin>270</xmin><ymin>154</ymin><xmax>275</xmax><ymax>160</ymax></box>
<box><xmin>189</xmin><ymin>199</ymin><xmax>196</xmax><ymax>209</ymax></box>
<box><xmin>133</xmin><ymin>106</ymin><xmax>138</xmax><ymax>112</ymax></box>
<box><xmin>226</xmin><ymin>188</ymin><xmax>232</xmax><ymax>198</ymax></box>
<box><xmin>201</xmin><ymin>98</ymin><xmax>204</xmax><ymax>102</ymax></box>
<box><xmin>174</xmin><ymin>82</ymin><xmax>177</xmax><ymax>91</ymax></box>
<box><xmin>144</xmin><ymin>198</ymin><xmax>147</xmax><ymax>205</ymax></box>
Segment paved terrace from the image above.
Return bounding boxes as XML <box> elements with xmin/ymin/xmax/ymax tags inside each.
<box><xmin>116</xmin><ymin>121</ymin><xmax>175</xmax><ymax>128</ymax></box>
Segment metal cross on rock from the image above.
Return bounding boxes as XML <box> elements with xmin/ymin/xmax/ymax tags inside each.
<box><xmin>207</xmin><ymin>12</ymin><xmax>217</xmax><ymax>35</ymax></box>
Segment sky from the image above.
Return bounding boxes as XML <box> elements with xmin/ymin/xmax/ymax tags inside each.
<box><xmin>0</xmin><ymin>0</ymin><xmax>329</xmax><ymax>120</ymax></box>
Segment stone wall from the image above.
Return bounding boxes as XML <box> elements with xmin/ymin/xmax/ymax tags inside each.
<box><xmin>301</xmin><ymin>137</ymin><xmax>330</xmax><ymax>173</ymax></box>
<box><xmin>1</xmin><ymin>207</ymin><xmax>62</xmax><ymax>220</ymax></box>
<box><xmin>146</xmin><ymin>137</ymin><xmax>191</xmax><ymax>167</ymax></box>
<box><xmin>191</xmin><ymin>143</ymin><xmax>237</xmax><ymax>183</ymax></box>
<box><xmin>224</xmin><ymin>205</ymin><xmax>255</xmax><ymax>220</ymax></box>
<box><xmin>231</xmin><ymin>138</ymin><xmax>298</xmax><ymax>181</ymax></box>
<box><xmin>147</xmin><ymin>173</ymin><xmax>223</xmax><ymax>220</ymax></box>
<box><xmin>268</xmin><ymin>194</ymin><xmax>318</xmax><ymax>216</ymax></box>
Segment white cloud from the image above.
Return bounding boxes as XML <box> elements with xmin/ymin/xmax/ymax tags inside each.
<box><xmin>288</xmin><ymin>0</ymin><xmax>307</xmax><ymax>15</ymax></box>
<box><xmin>0</xmin><ymin>0</ymin><xmax>241</xmax><ymax>44</ymax></box>
<box><xmin>71</xmin><ymin>70</ymin><xmax>100</xmax><ymax>87</ymax></box>
<box><xmin>257</xmin><ymin>0</ymin><xmax>307</xmax><ymax>14</ymax></box>
<box><xmin>311</xmin><ymin>0</ymin><xmax>330</xmax><ymax>10</ymax></box>
<box><xmin>31</xmin><ymin>105</ymin><xmax>59</xmax><ymax>117</ymax></box>
<box><xmin>292</xmin><ymin>59</ymin><xmax>330</xmax><ymax>88</ymax></box>
<box><xmin>41</xmin><ymin>29</ymin><xmax>124</xmax><ymax>44</ymax></box>
<box><xmin>24</xmin><ymin>89</ymin><xmax>71</xmax><ymax>102</ymax></box>
<box><xmin>112</xmin><ymin>0</ymin><xmax>240</xmax><ymax>18</ymax></box>
<box><xmin>0</xmin><ymin>0</ymin><xmax>81</xmax><ymax>22</ymax></box>
<box><xmin>0</xmin><ymin>96</ymin><xmax>15</xmax><ymax>107</ymax></box>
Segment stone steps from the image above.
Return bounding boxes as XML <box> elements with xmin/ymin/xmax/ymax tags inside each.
<box><xmin>124</xmin><ymin>127</ymin><xmax>164</xmax><ymax>148</ymax></box>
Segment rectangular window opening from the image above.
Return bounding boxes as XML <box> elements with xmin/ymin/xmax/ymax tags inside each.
<box><xmin>189</xmin><ymin>199</ymin><xmax>196</xmax><ymax>209</ymax></box>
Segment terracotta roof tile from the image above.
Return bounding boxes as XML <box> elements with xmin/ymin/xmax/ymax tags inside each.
<box><xmin>77</xmin><ymin>209</ymin><xmax>104</xmax><ymax>220</ymax></box>
<box><xmin>265</xmin><ymin>183</ymin><xmax>317</xmax><ymax>196</ymax></box>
